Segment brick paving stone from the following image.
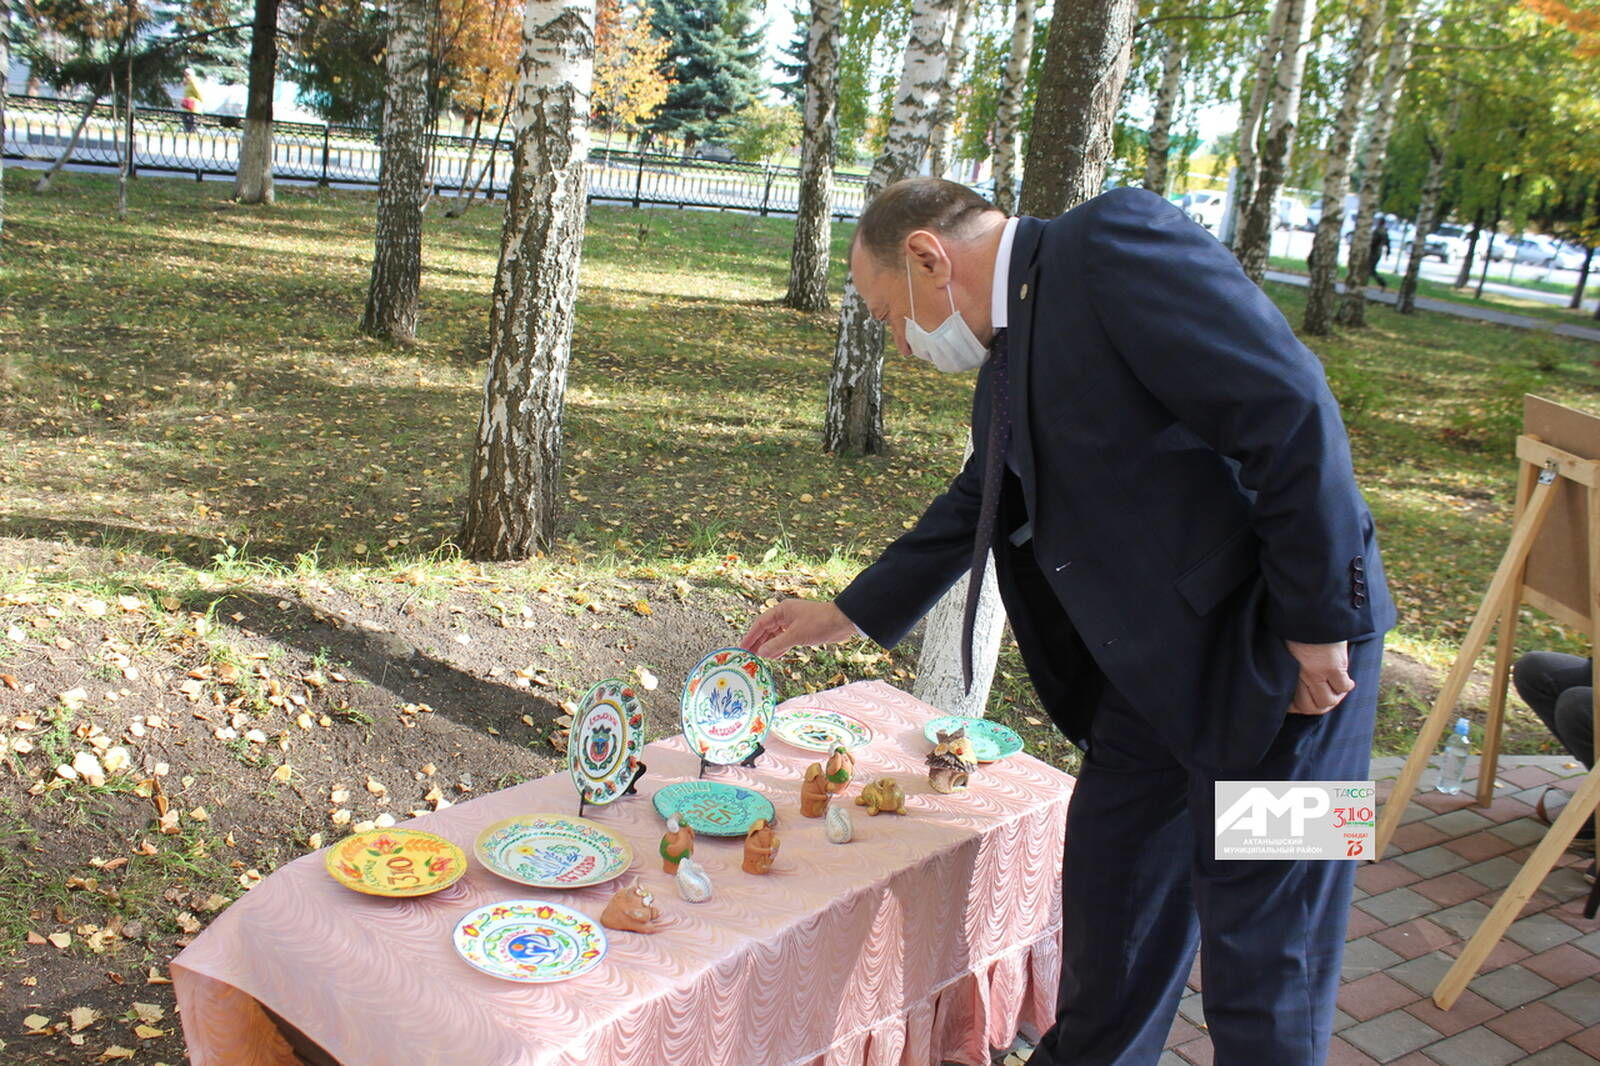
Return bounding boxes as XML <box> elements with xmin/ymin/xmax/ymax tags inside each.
<box><xmin>1490</xmin><ymin>818</ymin><xmax>1554</xmax><ymax>846</ymax></box>
<box><xmin>1507</xmin><ymin>913</ymin><xmax>1586</xmax><ymax>952</ymax></box>
<box><xmin>1516</xmin><ymin>786</ymin><xmax>1562</xmax><ymax>807</ymax></box>
<box><xmin>1523</xmin><ymin>943</ymin><xmax>1600</xmax><ymax>986</ymax></box>
<box><xmin>1475</xmin><ymin>799</ymin><xmax>1538</xmax><ymax>825</ymax></box>
<box><xmin>1427</xmin><ymin>809</ymin><xmax>1497</xmax><ymax>837</ymax></box>
<box><xmin>1392</xmin><ymin>822</ymin><xmax>1451</xmax><ymax>852</ymax></box>
<box><xmin>1157</xmin><ymin>1053</ymin><xmax>1188</xmax><ymax>1066</ymax></box>
<box><xmin>1166</xmin><ymin>1017</ymin><xmax>1201</xmax><ymax>1046</ymax></box>
<box><xmin>1187</xmin><ymin>954</ymin><xmax>1202</xmax><ymax>992</ymax></box>
<box><xmin>1404</xmin><ymin>988</ymin><xmax>1505</xmax><ymax>1038</ymax></box>
<box><xmin>1347</xmin><ymin>908</ymin><xmax>1389</xmax><ymax>940</ymax></box>
<box><xmin>1341</xmin><ymin>1011</ymin><xmax>1444</xmax><ymax>1061</ymax></box>
<box><xmin>1478</xmin><ymin>887</ymin><xmax>1563</xmax><ymax>921</ymax></box>
<box><xmin>1569</xmin><ymin>930</ymin><xmax>1600</xmax><ymax>958</ymax></box>
<box><xmin>1343</xmin><ymin>937</ymin><xmax>1407</xmax><ymax>980</ymax></box>
<box><xmin>1173</xmin><ymin>1036</ymin><xmax>1213</xmax><ymax>1065</ymax></box>
<box><xmin>1518</xmin><ymin>1045</ymin><xmax>1600</xmax><ymax>1065</ymax></box>
<box><xmin>1360</xmin><ymin>862</ymin><xmax>1425</xmax><ymax>894</ymax></box>
<box><xmin>1394</xmin><ymin>846</ymin><xmax>1473</xmax><ymax>879</ymax></box>
<box><xmin>1178</xmin><ymin>993</ymin><xmax>1206</xmax><ymax>1028</ymax></box>
<box><xmin>1373</xmin><ymin>919</ymin><xmax>1458</xmax><ymax>961</ymax></box>
<box><xmin>1484</xmin><ymin>1001</ymin><xmax>1583</xmax><ymax>1052</ymax></box>
<box><xmin>1568</xmin><ymin>1024</ymin><xmax>1600</xmax><ymax>1057</ymax></box>
<box><xmin>1442</xmin><ymin>830</ymin><xmax>1518</xmax><ymax>863</ymax></box>
<box><xmin>1473</xmin><ymin>963</ymin><xmax>1559</xmax><ymax>1009</ymax></box>
<box><xmin>1543</xmin><ymin>865</ymin><xmax>1594</xmax><ymax>903</ymax></box>
<box><xmin>1357</xmin><ymin>888</ymin><xmax>1440</xmax><ymax>925</ymax></box>
<box><xmin>1387</xmin><ymin>1055</ymin><xmax>1438</xmax><ymax>1066</ymax></box>
<box><xmin>1418</xmin><ymin>1026</ymin><xmax>1523</xmax><ymax>1065</ymax></box>
<box><xmin>1440</xmin><ymin>935</ymin><xmax>1531</xmax><ymax>972</ymax></box>
<box><xmin>1428</xmin><ymin>901</ymin><xmax>1494</xmax><ymax>940</ymax></box>
<box><xmin>1325</xmin><ymin>1036</ymin><xmax>1381</xmax><ymax>1064</ymax></box>
<box><xmin>1339</xmin><ymin>973</ymin><xmax>1424</xmax><ymax>1021</ymax></box>
<box><xmin>1332</xmin><ymin>1008</ymin><xmax>1358</xmax><ymax>1032</ymax></box>
<box><xmin>1410</xmin><ymin>872</ymin><xmax>1490</xmax><ymax>908</ymax></box>
<box><xmin>1502</xmin><ymin>766</ymin><xmax>1561</xmax><ymax>788</ymax></box>
<box><xmin>1415</xmin><ymin>791</ymin><xmax>1481</xmax><ymax>815</ymax></box>
<box><xmin>1459</xmin><ymin>856</ymin><xmax>1527</xmax><ymax>890</ymax></box>
<box><xmin>1388</xmin><ymin>951</ymin><xmax>1462</xmax><ymax>996</ymax></box>
<box><xmin>1543</xmin><ymin>978</ymin><xmax>1600</xmax><ymax>1026</ymax></box>
<box><xmin>1401</xmin><ymin>802</ymin><xmax>1436</xmax><ymax>825</ymax></box>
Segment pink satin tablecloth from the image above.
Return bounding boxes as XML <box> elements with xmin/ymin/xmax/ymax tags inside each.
<box><xmin>171</xmin><ymin>681</ymin><xmax>1073</xmax><ymax>1066</ymax></box>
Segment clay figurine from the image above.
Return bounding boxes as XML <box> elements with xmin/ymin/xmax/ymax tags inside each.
<box><xmin>675</xmin><ymin>856</ymin><xmax>714</xmax><ymax>903</ymax></box>
<box><xmin>823</xmin><ymin>746</ymin><xmax>855</xmax><ymax>796</ymax></box>
<box><xmin>660</xmin><ymin>812</ymin><xmax>695</xmax><ymax>874</ymax></box>
<box><xmin>600</xmin><ymin>883</ymin><xmax>665</xmax><ymax>934</ymax></box>
<box><xmin>856</xmin><ymin>777</ymin><xmax>909</xmax><ymax>816</ymax></box>
<box><xmin>926</xmin><ymin>726</ymin><xmax>978</xmax><ymax>794</ymax></box>
<box><xmin>742</xmin><ymin>818</ymin><xmax>779</xmax><ymax>875</ymax></box>
<box><xmin>800</xmin><ymin>762</ymin><xmax>833</xmax><ymax>818</ymax></box>
<box><xmin>825</xmin><ymin>804</ymin><xmax>854</xmax><ymax>844</ymax></box>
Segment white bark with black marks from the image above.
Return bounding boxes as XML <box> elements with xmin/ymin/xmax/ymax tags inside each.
<box><xmin>1336</xmin><ymin>17</ymin><xmax>1412</xmax><ymax>327</ymax></box>
<box><xmin>1018</xmin><ymin>0</ymin><xmax>1139</xmax><ymax>218</ymax></box>
<box><xmin>1223</xmin><ymin>0</ymin><xmax>1289</xmax><ymax>248</ymax></box>
<box><xmin>926</xmin><ymin>0</ymin><xmax>973</xmax><ymax>181</ymax></box>
<box><xmin>784</xmin><ymin>0</ymin><xmax>841</xmax><ymax>312</ymax></box>
<box><xmin>1303</xmin><ymin>0</ymin><xmax>1382</xmax><ymax>334</ymax></box>
<box><xmin>234</xmin><ymin>0</ymin><xmax>281</xmax><ymax>204</ymax></box>
<box><xmin>1235</xmin><ymin>0</ymin><xmax>1313</xmax><ymax>285</ymax></box>
<box><xmin>991</xmin><ymin>0</ymin><xmax>1036</xmax><ymax>216</ymax></box>
<box><xmin>1398</xmin><ymin>105</ymin><xmax>1455</xmax><ymax>315</ymax></box>
<box><xmin>360</xmin><ymin>0</ymin><xmax>433</xmax><ymax>343</ymax></box>
<box><xmin>821</xmin><ymin>0</ymin><xmax>956</xmax><ymax>456</ymax></box>
<box><xmin>1</xmin><ymin>0</ymin><xmax>8</xmax><ymax>248</ymax></box>
<box><xmin>459</xmin><ymin>0</ymin><xmax>594</xmax><ymax>559</ymax></box>
<box><xmin>1142</xmin><ymin>30</ymin><xmax>1184</xmax><ymax>194</ymax></box>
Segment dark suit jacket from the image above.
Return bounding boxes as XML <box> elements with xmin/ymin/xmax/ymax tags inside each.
<box><xmin>835</xmin><ymin>187</ymin><xmax>1396</xmax><ymax>770</ymax></box>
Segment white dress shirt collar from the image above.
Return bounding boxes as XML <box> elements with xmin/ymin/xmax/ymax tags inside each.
<box><xmin>991</xmin><ymin>216</ymin><xmax>1020</xmax><ymax>331</ymax></box>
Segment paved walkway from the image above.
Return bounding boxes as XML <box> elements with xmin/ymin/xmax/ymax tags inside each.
<box><xmin>1158</xmin><ymin>755</ymin><xmax>1600</xmax><ymax>1065</ymax></box>
<box><xmin>1265</xmin><ymin>271</ymin><xmax>1600</xmax><ymax>344</ymax></box>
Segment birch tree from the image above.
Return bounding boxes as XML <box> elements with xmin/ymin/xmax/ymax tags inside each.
<box><xmin>1222</xmin><ymin>0</ymin><xmax>1289</xmax><ymax>247</ymax></box>
<box><xmin>359</xmin><ymin>0</ymin><xmax>433</xmax><ymax>343</ymax></box>
<box><xmin>820</xmin><ymin>0</ymin><xmax>956</xmax><ymax>456</ymax></box>
<box><xmin>1142</xmin><ymin>29</ymin><xmax>1184</xmax><ymax>194</ymax></box>
<box><xmin>460</xmin><ymin>0</ymin><xmax>594</xmax><ymax>558</ymax></box>
<box><xmin>925</xmin><ymin>0</ymin><xmax>973</xmax><ymax>180</ymax></box>
<box><xmin>1336</xmin><ymin>16</ymin><xmax>1413</xmax><ymax>327</ymax></box>
<box><xmin>1397</xmin><ymin>96</ymin><xmax>1459</xmax><ymax>315</ymax></box>
<box><xmin>1234</xmin><ymin>0</ymin><xmax>1313</xmax><ymax>284</ymax></box>
<box><xmin>991</xmin><ymin>0</ymin><xmax>1035</xmax><ymax>215</ymax></box>
<box><xmin>233</xmin><ymin>0</ymin><xmax>279</xmax><ymax>203</ymax></box>
<box><xmin>1</xmin><ymin>0</ymin><xmax>8</xmax><ymax>250</ymax></box>
<box><xmin>1303</xmin><ymin>0</ymin><xmax>1383</xmax><ymax>334</ymax></box>
<box><xmin>1018</xmin><ymin>0</ymin><xmax>1139</xmax><ymax>218</ymax></box>
<box><xmin>783</xmin><ymin>0</ymin><xmax>841</xmax><ymax>312</ymax></box>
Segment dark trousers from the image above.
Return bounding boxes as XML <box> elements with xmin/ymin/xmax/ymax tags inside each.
<box><xmin>1027</xmin><ymin>636</ymin><xmax>1383</xmax><ymax>1066</ymax></box>
<box><xmin>1512</xmin><ymin>651</ymin><xmax>1595</xmax><ymax>769</ymax></box>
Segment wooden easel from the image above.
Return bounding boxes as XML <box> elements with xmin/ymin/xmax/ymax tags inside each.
<box><xmin>1374</xmin><ymin>396</ymin><xmax>1600</xmax><ymax>1009</ymax></box>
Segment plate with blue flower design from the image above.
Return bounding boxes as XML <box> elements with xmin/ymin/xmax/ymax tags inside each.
<box><xmin>453</xmin><ymin>898</ymin><xmax>607</xmax><ymax>983</ymax></box>
<box><xmin>680</xmin><ymin>647</ymin><xmax>776</xmax><ymax>765</ymax></box>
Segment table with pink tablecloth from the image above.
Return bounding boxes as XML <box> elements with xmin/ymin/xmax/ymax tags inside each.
<box><xmin>171</xmin><ymin>680</ymin><xmax>1074</xmax><ymax>1066</ymax></box>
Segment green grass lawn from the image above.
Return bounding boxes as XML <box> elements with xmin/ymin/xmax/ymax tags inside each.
<box><xmin>1267</xmin><ymin>254</ymin><xmax>1597</xmax><ymax>329</ymax></box>
<box><xmin>4</xmin><ymin>171</ymin><xmax>1600</xmax><ymax>761</ymax></box>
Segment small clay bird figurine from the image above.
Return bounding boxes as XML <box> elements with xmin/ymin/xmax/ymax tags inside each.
<box><xmin>823</xmin><ymin>745</ymin><xmax>855</xmax><ymax>796</ymax></box>
<box><xmin>800</xmin><ymin>762</ymin><xmax>832</xmax><ymax>818</ymax></box>
<box><xmin>675</xmin><ymin>856</ymin><xmax>713</xmax><ymax>903</ymax></box>
<box><xmin>742</xmin><ymin>818</ymin><xmax>779</xmax><ymax>875</ymax></box>
<box><xmin>856</xmin><ymin>777</ymin><xmax>909</xmax><ymax>816</ymax></box>
<box><xmin>825</xmin><ymin>804</ymin><xmax>853</xmax><ymax>844</ymax></box>
<box><xmin>601</xmin><ymin>883</ymin><xmax>665</xmax><ymax>933</ymax></box>
<box><xmin>660</xmin><ymin>812</ymin><xmax>695</xmax><ymax>874</ymax></box>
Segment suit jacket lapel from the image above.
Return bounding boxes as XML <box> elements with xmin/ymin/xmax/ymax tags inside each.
<box><xmin>1006</xmin><ymin>215</ymin><xmax>1046</xmax><ymax>519</ymax></box>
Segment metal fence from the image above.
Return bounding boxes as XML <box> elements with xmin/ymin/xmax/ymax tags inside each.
<box><xmin>2</xmin><ymin>94</ymin><xmax>871</xmax><ymax>218</ymax></box>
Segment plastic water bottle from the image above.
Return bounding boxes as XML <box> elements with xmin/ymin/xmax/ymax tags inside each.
<box><xmin>1435</xmin><ymin>717</ymin><xmax>1472</xmax><ymax>795</ymax></box>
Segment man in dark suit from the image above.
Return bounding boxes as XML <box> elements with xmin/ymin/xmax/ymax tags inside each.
<box><xmin>741</xmin><ymin>177</ymin><xmax>1394</xmax><ymax>1065</ymax></box>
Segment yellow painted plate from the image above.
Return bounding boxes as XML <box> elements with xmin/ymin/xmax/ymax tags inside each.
<box><xmin>325</xmin><ymin>828</ymin><xmax>468</xmax><ymax>898</ymax></box>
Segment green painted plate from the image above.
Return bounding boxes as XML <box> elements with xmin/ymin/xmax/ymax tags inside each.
<box><xmin>652</xmin><ymin>780</ymin><xmax>775</xmax><ymax>837</ymax></box>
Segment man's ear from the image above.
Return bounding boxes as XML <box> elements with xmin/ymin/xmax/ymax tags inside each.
<box><xmin>903</xmin><ymin>230</ymin><xmax>952</xmax><ymax>286</ymax></box>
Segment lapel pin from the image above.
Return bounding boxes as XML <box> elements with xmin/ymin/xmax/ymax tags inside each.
<box><xmin>1020</xmin><ymin>282</ymin><xmax>1030</xmax><ymax>301</ymax></box>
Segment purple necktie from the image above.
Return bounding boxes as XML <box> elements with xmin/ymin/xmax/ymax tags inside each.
<box><xmin>962</xmin><ymin>328</ymin><xmax>1009</xmax><ymax>692</ymax></box>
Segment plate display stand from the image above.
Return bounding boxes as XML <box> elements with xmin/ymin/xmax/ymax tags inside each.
<box><xmin>579</xmin><ymin>762</ymin><xmax>648</xmax><ymax>818</ymax></box>
<box><xmin>697</xmin><ymin>744</ymin><xmax>764</xmax><ymax>780</ymax></box>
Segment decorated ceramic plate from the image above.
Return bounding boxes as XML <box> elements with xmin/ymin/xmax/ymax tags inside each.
<box><xmin>652</xmin><ymin>780</ymin><xmax>775</xmax><ymax>837</ymax></box>
<box><xmin>567</xmin><ymin>679</ymin><xmax>646</xmax><ymax>806</ymax></box>
<box><xmin>324</xmin><ymin>829</ymin><xmax>467</xmax><ymax>898</ymax></box>
<box><xmin>770</xmin><ymin>706</ymin><xmax>873</xmax><ymax>753</ymax></box>
<box><xmin>475</xmin><ymin>814</ymin><xmax>634</xmax><ymax>889</ymax></box>
<box><xmin>680</xmin><ymin>647</ymin><xmax>776</xmax><ymax>765</ymax></box>
<box><xmin>922</xmin><ymin>715</ymin><xmax>1025</xmax><ymax>763</ymax></box>
<box><xmin>453</xmin><ymin>899</ymin><xmax>607</xmax><ymax>983</ymax></box>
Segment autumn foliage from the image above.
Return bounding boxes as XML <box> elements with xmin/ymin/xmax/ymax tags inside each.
<box><xmin>593</xmin><ymin>0</ymin><xmax>673</xmax><ymax>139</ymax></box>
<box><xmin>1523</xmin><ymin>0</ymin><xmax>1600</xmax><ymax>57</ymax></box>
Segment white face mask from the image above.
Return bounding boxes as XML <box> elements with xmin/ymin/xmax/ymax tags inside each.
<box><xmin>903</xmin><ymin>260</ymin><xmax>989</xmax><ymax>373</ymax></box>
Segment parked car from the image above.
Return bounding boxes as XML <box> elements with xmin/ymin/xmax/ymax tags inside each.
<box><xmin>1548</xmin><ymin>241</ymin><xmax>1591</xmax><ymax>271</ymax></box>
<box><xmin>692</xmin><ymin>143</ymin><xmax>737</xmax><ymax>163</ymax></box>
<box><xmin>1276</xmin><ymin>197</ymin><xmax>1310</xmax><ymax>231</ymax></box>
<box><xmin>1401</xmin><ymin>223</ymin><xmax>1470</xmax><ymax>264</ymax></box>
<box><xmin>1179</xmin><ymin>190</ymin><xmax>1227</xmax><ymax>232</ymax></box>
<box><xmin>1488</xmin><ymin>235</ymin><xmax>1559</xmax><ymax>266</ymax></box>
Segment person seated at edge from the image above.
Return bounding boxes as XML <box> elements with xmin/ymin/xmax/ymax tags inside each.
<box><xmin>741</xmin><ymin>177</ymin><xmax>1393</xmax><ymax>1066</ymax></box>
<box><xmin>1514</xmin><ymin>650</ymin><xmax>1596</xmax><ymax>856</ymax></box>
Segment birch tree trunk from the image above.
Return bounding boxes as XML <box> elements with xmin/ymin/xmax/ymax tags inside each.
<box><xmin>783</xmin><ymin>0</ymin><xmax>841</xmax><ymax>312</ymax></box>
<box><xmin>1234</xmin><ymin>0</ymin><xmax>1312</xmax><ymax>285</ymax></box>
<box><xmin>991</xmin><ymin>0</ymin><xmax>1035</xmax><ymax>215</ymax></box>
<box><xmin>360</xmin><ymin>0</ymin><xmax>433</xmax><ymax>343</ymax></box>
<box><xmin>1142</xmin><ymin>30</ymin><xmax>1184</xmax><ymax>194</ymax></box>
<box><xmin>914</xmin><ymin>436</ymin><xmax>1006</xmax><ymax>715</ymax></box>
<box><xmin>459</xmin><ymin>0</ymin><xmax>595</xmax><ymax>559</ymax></box>
<box><xmin>926</xmin><ymin>0</ymin><xmax>973</xmax><ymax>181</ymax></box>
<box><xmin>821</xmin><ymin>0</ymin><xmax>956</xmax><ymax>456</ymax></box>
<box><xmin>233</xmin><ymin>0</ymin><xmax>280</xmax><ymax>204</ymax></box>
<box><xmin>1223</xmin><ymin>0</ymin><xmax>1289</xmax><ymax>248</ymax></box>
<box><xmin>446</xmin><ymin>88</ymin><xmax>514</xmax><ymax>218</ymax></box>
<box><xmin>1</xmin><ymin>0</ymin><xmax>8</xmax><ymax>248</ymax></box>
<box><xmin>1018</xmin><ymin>0</ymin><xmax>1138</xmax><ymax>218</ymax></box>
<box><xmin>1335</xmin><ymin>17</ymin><xmax>1412</xmax><ymax>327</ymax></box>
<box><xmin>1303</xmin><ymin>0</ymin><xmax>1381</xmax><ymax>334</ymax></box>
<box><xmin>1398</xmin><ymin>95</ymin><xmax>1459</xmax><ymax>315</ymax></box>
<box><xmin>32</xmin><ymin>90</ymin><xmax>105</xmax><ymax>193</ymax></box>
<box><xmin>1454</xmin><ymin>208</ymin><xmax>1482</xmax><ymax>287</ymax></box>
